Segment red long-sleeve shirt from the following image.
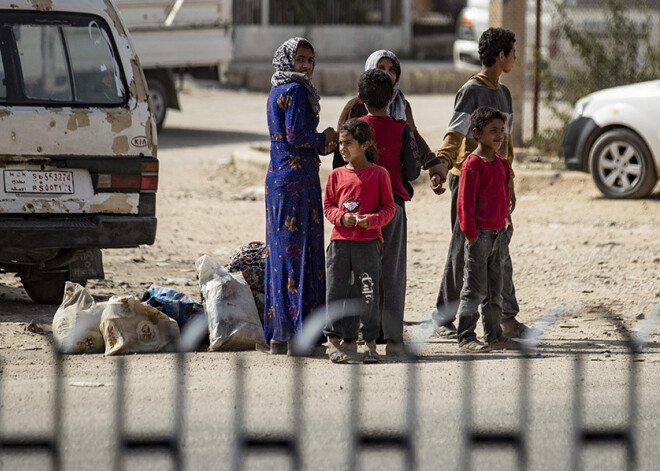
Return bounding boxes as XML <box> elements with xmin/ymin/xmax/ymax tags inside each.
<box><xmin>324</xmin><ymin>164</ymin><xmax>395</xmax><ymax>242</ymax></box>
<box><xmin>360</xmin><ymin>115</ymin><xmax>421</xmax><ymax>203</ymax></box>
<box><xmin>457</xmin><ymin>153</ymin><xmax>510</xmax><ymax>241</ymax></box>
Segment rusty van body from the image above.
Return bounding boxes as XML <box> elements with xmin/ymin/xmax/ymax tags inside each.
<box><xmin>0</xmin><ymin>0</ymin><xmax>157</xmax><ymax>303</ymax></box>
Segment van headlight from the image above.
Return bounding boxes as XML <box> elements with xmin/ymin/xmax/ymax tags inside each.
<box><xmin>571</xmin><ymin>97</ymin><xmax>590</xmax><ymax>120</ymax></box>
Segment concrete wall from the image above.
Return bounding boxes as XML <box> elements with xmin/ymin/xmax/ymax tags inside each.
<box><xmin>224</xmin><ymin>59</ymin><xmax>470</xmax><ymax>96</ymax></box>
<box><xmin>226</xmin><ymin>16</ymin><xmax>468</xmax><ymax>96</ymax></box>
<box><xmin>233</xmin><ymin>25</ymin><xmax>412</xmax><ymax>62</ymax></box>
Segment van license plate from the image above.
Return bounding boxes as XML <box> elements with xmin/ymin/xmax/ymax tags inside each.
<box><xmin>4</xmin><ymin>170</ymin><xmax>74</xmax><ymax>194</ymax></box>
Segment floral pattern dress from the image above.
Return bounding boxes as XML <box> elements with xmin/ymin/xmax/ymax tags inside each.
<box><xmin>264</xmin><ymin>82</ymin><xmax>326</xmax><ymax>343</ymax></box>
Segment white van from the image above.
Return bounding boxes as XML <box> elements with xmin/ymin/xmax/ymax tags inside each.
<box><xmin>452</xmin><ymin>0</ymin><xmax>552</xmax><ymax>72</ymax></box>
<box><xmin>0</xmin><ymin>0</ymin><xmax>158</xmax><ymax>303</ymax></box>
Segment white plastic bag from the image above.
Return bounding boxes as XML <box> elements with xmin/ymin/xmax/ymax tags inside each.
<box><xmin>196</xmin><ymin>254</ymin><xmax>266</xmax><ymax>351</ymax></box>
<box><xmin>52</xmin><ymin>282</ymin><xmax>105</xmax><ymax>354</ymax></box>
<box><xmin>100</xmin><ymin>295</ymin><xmax>180</xmax><ymax>355</ymax></box>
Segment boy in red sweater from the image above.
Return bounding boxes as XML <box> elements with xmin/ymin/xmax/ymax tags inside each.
<box><xmin>456</xmin><ymin>106</ymin><xmax>512</xmax><ymax>352</ymax></box>
<box><xmin>358</xmin><ymin>68</ymin><xmax>421</xmax><ymax>355</ymax></box>
<box><xmin>324</xmin><ymin>118</ymin><xmax>395</xmax><ymax>363</ymax></box>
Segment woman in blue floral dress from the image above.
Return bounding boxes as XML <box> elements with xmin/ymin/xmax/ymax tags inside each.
<box><xmin>263</xmin><ymin>37</ymin><xmax>338</xmax><ymax>354</ymax></box>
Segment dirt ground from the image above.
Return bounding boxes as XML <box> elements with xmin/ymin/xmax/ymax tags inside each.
<box><xmin>0</xmin><ymin>84</ymin><xmax>659</xmax><ymax>470</ymax></box>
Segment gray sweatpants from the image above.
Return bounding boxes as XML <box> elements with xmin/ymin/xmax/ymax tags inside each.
<box><xmin>432</xmin><ymin>173</ymin><xmax>519</xmax><ymax>327</ymax></box>
<box><xmin>456</xmin><ymin>228</ymin><xmax>507</xmax><ymax>345</ymax></box>
<box><xmin>380</xmin><ymin>204</ymin><xmax>407</xmax><ymax>343</ymax></box>
<box><xmin>324</xmin><ymin>239</ymin><xmax>382</xmax><ymax>342</ymax></box>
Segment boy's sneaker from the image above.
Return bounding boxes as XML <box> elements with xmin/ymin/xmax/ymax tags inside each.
<box><xmin>501</xmin><ymin>319</ymin><xmax>540</xmax><ymax>339</ymax></box>
<box><xmin>385</xmin><ymin>340</ymin><xmax>406</xmax><ymax>357</ymax></box>
<box><xmin>487</xmin><ymin>336</ymin><xmax>519</xmax><ymax>351</ymax></box>
<box><xmin>459</xmin><ymin>339</ymin><xmax>490</xmax><ymax>353</ymax></box>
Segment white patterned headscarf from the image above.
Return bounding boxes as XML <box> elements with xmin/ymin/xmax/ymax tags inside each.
<box><xmin>364</xmin><ymin>50</ymin><xmax>406</xmax><ymax>120</ymax></box>
<box><xmin>271</xmin><ymin>37</ymin><xmax>321</xmax><ymax>114</ymax></box>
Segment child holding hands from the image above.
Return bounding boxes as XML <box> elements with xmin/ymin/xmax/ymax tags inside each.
<box><xmin>358</xmin><ymin>69</ymin><xmax>421</xmax><ymax>355</ymax></box>
<box><xmin>456</xmin><ymin>107</ymin><xmax>513</xmax><ymax>352</ymax></box>
<box><xmin>323</xmin><ymin>118</ymin><xmax>395</xmax><ymax>363</ymax></box>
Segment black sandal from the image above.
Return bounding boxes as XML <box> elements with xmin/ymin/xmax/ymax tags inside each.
<box><xmin>363</xmin><ymin>348</ymin><xmax>380</xmax><ymax>364</ymax></box>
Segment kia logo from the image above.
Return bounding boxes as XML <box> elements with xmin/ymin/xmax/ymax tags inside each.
<box><xmin>131</xmin><ymin>136</ymin><xmax>148</xmax><ymax>147</ymax></box>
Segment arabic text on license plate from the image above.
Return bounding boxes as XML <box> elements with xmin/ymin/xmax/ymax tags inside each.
<box><xmin>4</xmin><ymin>170</ymin><xmax>74</xmax><ymax>194</ymax></box>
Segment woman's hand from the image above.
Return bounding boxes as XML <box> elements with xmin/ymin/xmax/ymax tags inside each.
<box><xmin>322</xmin><ymin>141</ymin><xmax>337</xmax><ymax>155</ymax></box>
<box><xmin>322</xmin><ymin>127</ymin><xmax>338</xmax><ymax>155</ymax></box>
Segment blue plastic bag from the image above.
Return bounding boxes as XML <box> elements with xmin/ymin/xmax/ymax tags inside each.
<box><xmin>141</xmin><ymin>285</ymin><xmax>205</xmax><ymax>327</ymax></box>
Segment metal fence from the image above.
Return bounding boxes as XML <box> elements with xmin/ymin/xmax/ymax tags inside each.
<box><xmin>1</xmin><ymin>306</ymin><xmax>659</xmax><ymax>470</ymax></box>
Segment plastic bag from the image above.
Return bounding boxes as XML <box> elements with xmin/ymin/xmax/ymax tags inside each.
<box><xmin>52</xmin><ymin>282</ymin><xmax>105</xmax><ymax>354</ymax></box>
<box><xmin>141</xmin><ymin>285</ymin><xmax>205</xmax><ymax>327</ymax></box>
<box><xmin>100</xmin><ymin>295</ymin><xmax>180</xmax><ymax>356</ymax></box>
<box><xmin>196</xmin><ymin>254</ymin><xmax>266</xmax><ymax>351</ymax></box>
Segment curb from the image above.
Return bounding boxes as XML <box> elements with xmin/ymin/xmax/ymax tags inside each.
<box><xmin>229</xmin><ymin>144</ymin><xmax>270</xmax><ymax>175</ymax></box>
<box><xmin>229</xmin><ymin>144</ymin><xmax>335</xmax><ymax>182</ymax></box>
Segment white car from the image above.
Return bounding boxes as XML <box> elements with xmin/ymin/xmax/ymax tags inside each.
<box><xmin>452</xmin><ymin>0</ymin><xmax>552</xmax><ymax>72</ymax></box>
<box><xmin>453</xmin><ymin>0</ymin><xmax>488</xmax><ymax>71</ymax></box>
<box><xmin>561</xmin><ymin>80</ymin><xmax>660</xmax><ymax>198</ymax></box>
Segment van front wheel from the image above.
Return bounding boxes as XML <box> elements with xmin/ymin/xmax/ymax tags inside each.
<box><xmin>22</xmin><ymin>272</ymin><xmax>70</xmax><ymax>305</ymax></box>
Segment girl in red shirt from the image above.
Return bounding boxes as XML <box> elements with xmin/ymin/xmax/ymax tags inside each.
<box><xmin>323</xmin><ymin>119</ymin><xmax>395</xmax><ymax>363</ymax></box>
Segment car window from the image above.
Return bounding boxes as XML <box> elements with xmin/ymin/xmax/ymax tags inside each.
<box><xmin>14</xmin><ymin>24</ymin><xmax>73</xmax><ymax>101</ymax></box>
<box><xmin>3</xmin><ymin>13</ymin><xmax>127</xmax><ymax>105</ymax></box>
<box><xmin>63</xmin><ymin>23</ymin><xmax>126</xmax><ymax>103</ymax></box>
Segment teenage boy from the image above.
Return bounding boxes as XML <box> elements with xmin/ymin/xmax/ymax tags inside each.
<box><xmin>430</xmin><ymin>27</ymin><xmax>530</xmax><ymax>339</ymax></box>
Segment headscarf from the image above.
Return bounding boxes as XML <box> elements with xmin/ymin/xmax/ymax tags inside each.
<box><xmin>271</xmin><ymin>37</ymin><xmax>321</xmax><ymax>114</ymax></box>
<box><xmin>364</xmin><ymin>49</ymin><xmax>406</xmax><ymax>120</ymax></box>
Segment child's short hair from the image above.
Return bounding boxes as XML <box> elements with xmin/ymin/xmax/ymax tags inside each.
<box><xmin>339</xmin><ymin>118</ymin><xmax>378</xmax><ymax>163</ymax></box>
<box><xmin>358</xmin><ymin>69</ymin><xmax>393</xmax><ymax>110</ymax></box>
<box><xmin>478</xmin><ymin>27</ymin><xmax>516</xmax><ymax>67</ymax></box>
<box><xmin>471</xmin><ymin>106</ymin><xmax>507</xmax><ymax>135</ymax></box>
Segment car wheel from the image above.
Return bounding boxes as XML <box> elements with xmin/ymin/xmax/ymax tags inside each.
<box><xmin>588</xmin><ymin>129</ymin><xmax>657</xmax><ymax>198</ymax></box>
<box><xmin>21</xmin><ymin>272</ymin><xmax>69</xmax><ymax>305</ymax></box>
<box><xmin>146</xmin><ymin>78</ymin><xmax>168</xmax><ymax>130</ymax></box>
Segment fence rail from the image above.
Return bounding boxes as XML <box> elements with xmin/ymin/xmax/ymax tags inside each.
<box><xmin>1</xmin><ymin>307</ymin><xmax>659</xmax><ymax>470</ymax></box>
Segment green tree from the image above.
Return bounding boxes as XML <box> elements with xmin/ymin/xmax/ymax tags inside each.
<box><xmin>542</xmin><ymin>0</ymin><xmax>660</xmax><ymax>124</ymax></box>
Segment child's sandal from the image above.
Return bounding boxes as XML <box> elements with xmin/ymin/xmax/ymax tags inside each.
<box><xmin>328</xmin><ymin>348</ymin><xmax>350</xmax><ymax>364</ymax></box>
